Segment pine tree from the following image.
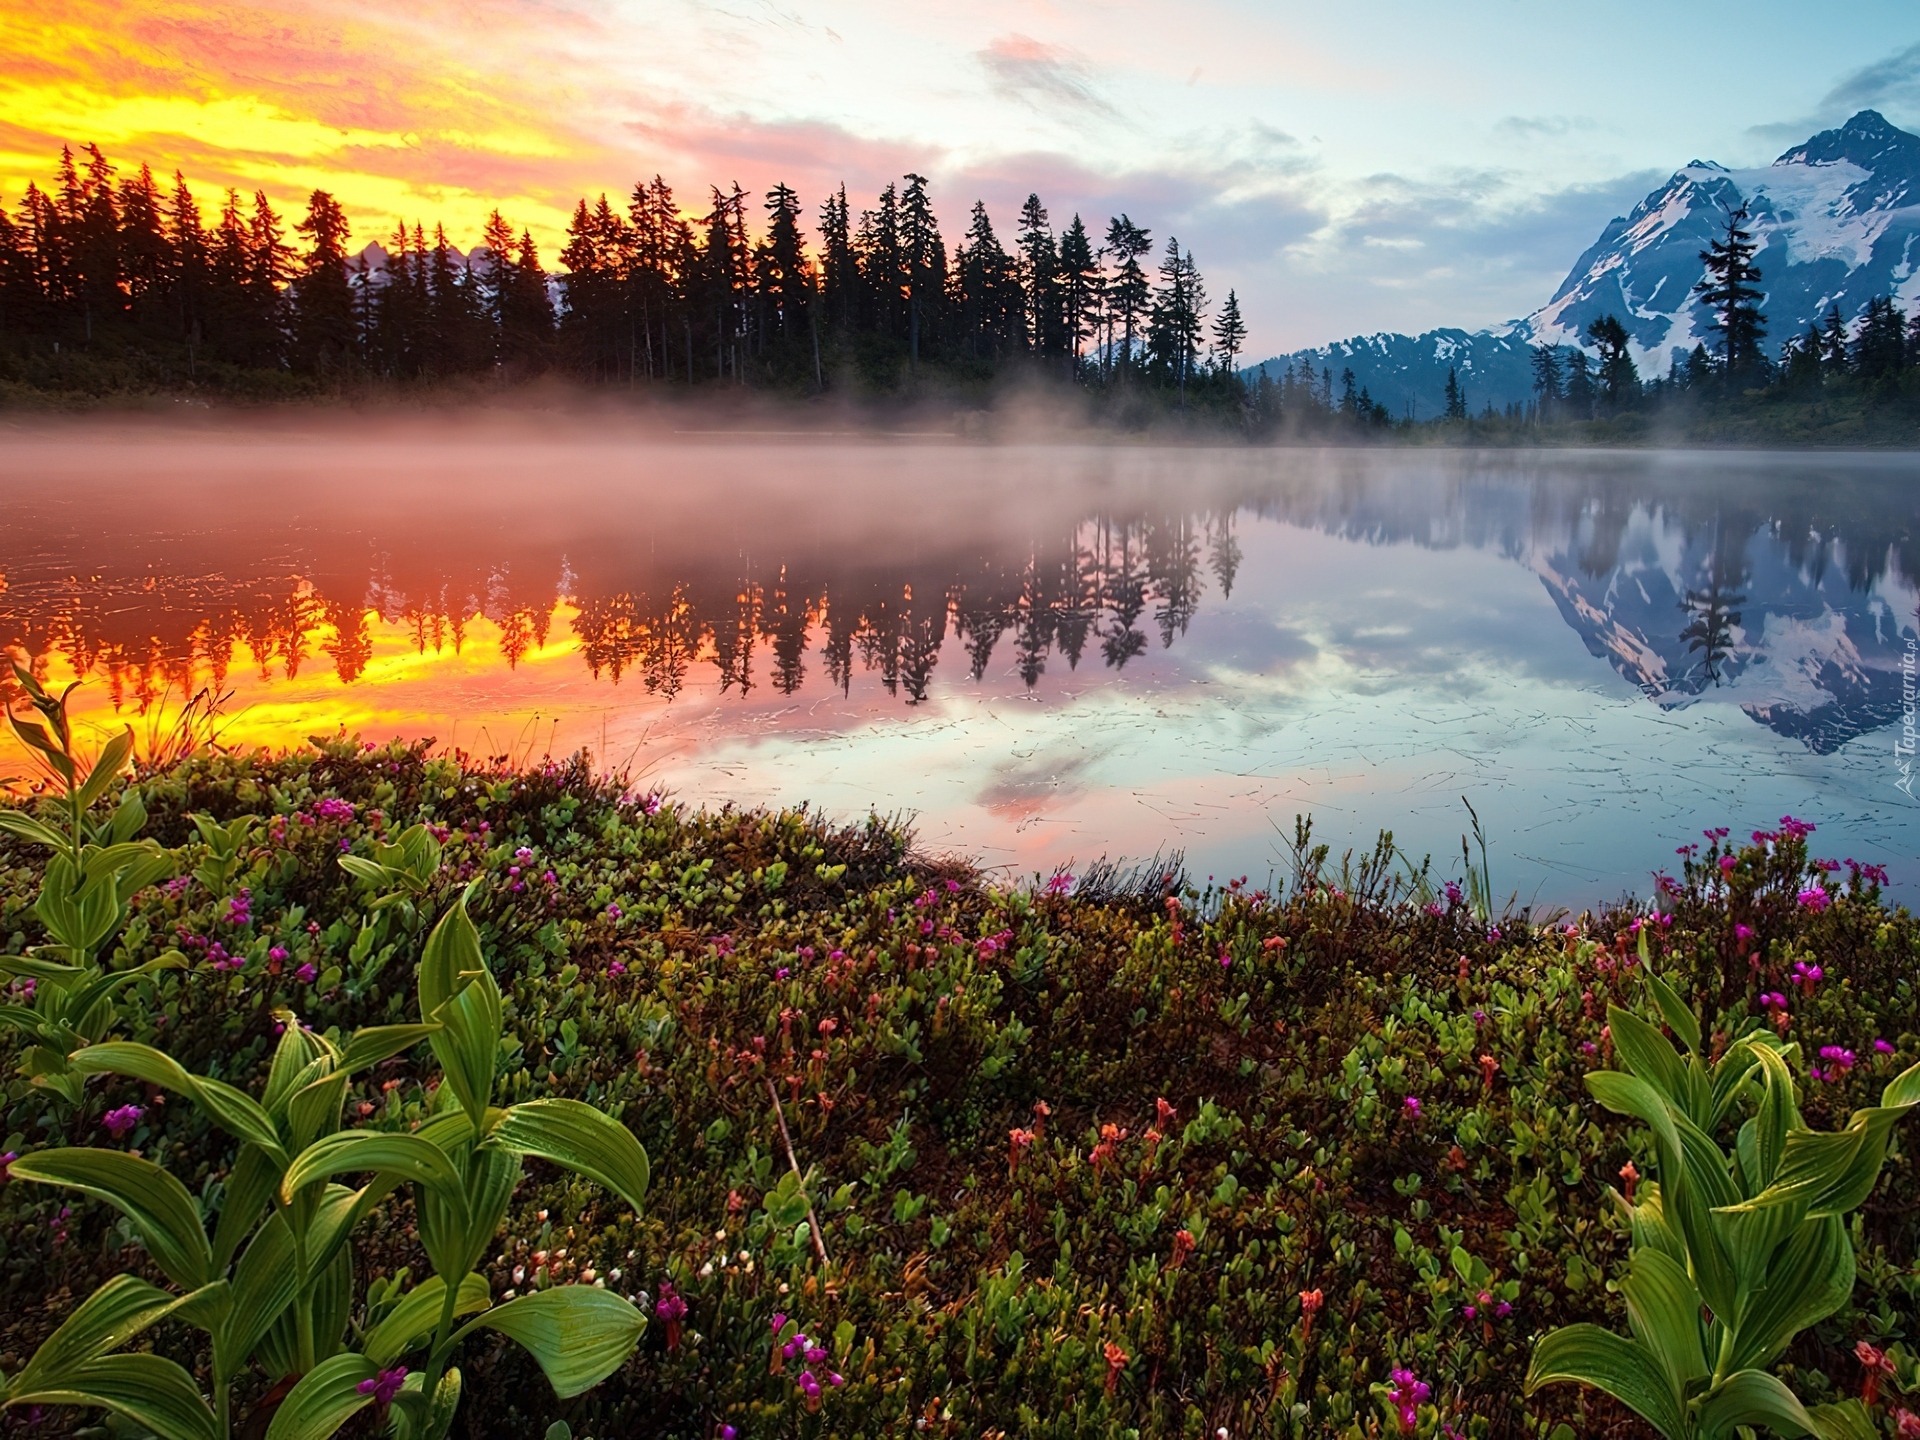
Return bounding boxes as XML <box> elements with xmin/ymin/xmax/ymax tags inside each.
<box><xmin>1102</xmin><ymin>215</ymin><xmax>1152</xmax><ymax>378</ymax></box>
<box><xmin>759</xmin><ymin>182</ymin><xmax>813</xmax><ymax>347</ymax></box>
<box><xmin>1563</xmin><ymin>349</ymin><xmax>1594</xmax><ymax>412</ymax></box>
<box><xmin>1146</xmin><ymin>237</ymin><xmax>1205</xmax><ymax>400</ymax></box>
<box><xmin>1442</xmin><ymin>366</ymin><xmax>1465</xmax><ymax>420</ymax></box>
<box><xmin>1057</xmin><ymin>215</ymin><xmax>1101</xmax><ymax>377</ymax></box>
<box><xmin>1693</xmin><ymin>202</ymin><xmax>1766</xmax><ymax>375</ymax></box>
<box><xmin>164</xmin><ymin>173</ymin><xmax>206</xmax><ymax>359</ymax></box>
<box><xmin>900</xmin><ymin>174</ymin><xmax>945</xmax><ymax>364</ymax></box>
<box><xmin>816</xmin><ymin>184</ymin><xmax>855</xmax><ymax>334</ymax></box>
<box><xmin>1850</xmin><ymin>294</ymin><xmax>1905</xmax><ymax>379</ymax></box>
<box><xmin>1529</xmin><ymin>345</ymin><xmax>1562</xmax><ymax>407</ymax></box>
<box><xmin>1210</xmin><ymin>289</ymin><xmax>1247</xmax><ymax>375</ymax></box>
<box><xmin>1016</xmin><ymin>193</ymin><xmax>1059</xmax><ymax>358</ymax></box>
<box><xmin>1584</xmin><ymin>315</ymin><xmax>1640</xmax><ymax>406</ymax></box>
<box><xmin>292</xmin><ymin>189</ymin><xmax>354</xmax><ymax>373</ymax></box>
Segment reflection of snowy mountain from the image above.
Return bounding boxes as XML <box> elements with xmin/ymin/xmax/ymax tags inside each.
<box><xmin>1531</xmin><ymin>508</ymin><xmax>1916</xmax><ymax>754</ymax></box>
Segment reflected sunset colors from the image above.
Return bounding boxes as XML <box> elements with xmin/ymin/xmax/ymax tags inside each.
<box><xmin>3</xmin><ymin>418</ymin><xmax>1916</xmax><ymax>906</ymax></box>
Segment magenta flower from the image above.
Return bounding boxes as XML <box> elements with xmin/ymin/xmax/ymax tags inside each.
<box><xmin>102</xmin><ymin>1105</ymin><xmax>145</xmax><ymax>1139</ymax></box>
<box><xmin>295</xmin><ymin>962</ymin><xmax>318</xmax><ymax>984</ymax></box>
<box><xmin>1388</xmin><ymin>1368</ymin><xmax>1430</xmax><ymax>1433</ymax></box>
<box><xmin>1796</xmin><ymin>886</ymin><xmax>1830</xmax><ymax>912</ymax></box>
<box><xmin>1045</xmin><ymin>871</ymin><xmax>1075</xmax><ymax>896</ymax></box>
<box><xmin>356</xmin><ymin>1367</ymin><xmax>408</xmax><ymax>1407</ymax></box>
<box><xmin>0</xmin><ymin>1150</ymin><xmax>16</xmax><ymax>1182</ymax></box>
<box><xmin>605</xmin><ymin>902</ymin><xmax>622</xmax><ymax>919</ymax></box>
<box><xmin>608</xmin><ymin>961</ymin><xmax>627</xmax><ymax>977</ymax></box>
<box><xmin>770</xmin><ymin>1312</ymin><xmax>787</xmax><ymax>1333</ymax></box>
<box><xmin>1734</xmin><ymin>923</ymin><xmax>1753</xmax><ymax>941</ymax></box>
<box><xmin>1719</xmin><ymin>855</ymin><xmax>1737</xmax><ymax>874</ymax></box>
<box><xmin>1403</xmin><ymin>1096</ymin><xmax>1422</xmax><ymax>1118</ymax></box>
<box><xmin>1792</xmin><ymin>961</ymin><xmax>1824</xmax><ymax>993</ymax></box>
<box><xmin>1778</xmin><ymin>815</ymin><xmax>1815</xmax><ymax>839</ymax></box>
<box><xmin>1875</xmin><ymin>1038</ymin><xmax>1896</xmax><ymax>1055</ymax></box>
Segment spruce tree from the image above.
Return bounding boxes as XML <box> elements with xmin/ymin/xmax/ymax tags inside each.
<box><xmin>1016</xmin><ymin>194</ymin><xmax>1059</xmax><ymax>358</ymax></box>
<box><xmin>1850</xmin><ymin>294</ymin><xmax>1905</xmax><ymax>379</ymax></box>
<box><xmin>1584</xmin><ymin>315</ymin><xmax>1640</xmax><ymax>407</ymax></box>
<box><xmin>1101</xmin><ymin>215</ymin><xmax>1152</xmax><ymax>377</ymax></box>
<box><xmin>1210</xmin><ymin>289</ymin><xmax>1247</xmax><ymax>375</ymax></box>
<box><xmin>292</xmin><ymin>189</ymin><xmax>354</xmax><ymax>373</ymax></box>
<box><xmin>1693</xmin><ymin>202</ymin><xmax>1766</xmax><ymax>376</ymax></box>
<box><xmin>1442</xmin><ymin>366</ymin><xmax>1465</xmax><ymax>420</ymax></box>
<box><xmin>1529</xmin><ymin>345</ymin><xmax>1562</xmax><ymax>408</ymax></box>
<box><xmin>1057</xmin><ymin>215</ymin><xmax>1101</xmax><ymax>377</ymax></box>
<box><xmin>900</xmin><ymin>174</ymin><xmax>945</xmax><ymax>364</ymax></box>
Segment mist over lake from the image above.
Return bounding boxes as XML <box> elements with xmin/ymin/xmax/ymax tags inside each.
<box><xmin>3</xmin><ymin>419</ymin><xmax>1915</xmax><ymax>907</ymax></box>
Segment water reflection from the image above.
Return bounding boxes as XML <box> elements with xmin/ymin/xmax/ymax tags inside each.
<box><xmin>0</xmin><ymin>429</ymin><xmax>1914</xmax><ymax>900</ymax></box>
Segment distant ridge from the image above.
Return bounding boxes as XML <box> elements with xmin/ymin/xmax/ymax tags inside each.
<box><xmin>1246</xmin><ymin>110</ymin><xmax>1920</xmax><ymax>415</ymax></box>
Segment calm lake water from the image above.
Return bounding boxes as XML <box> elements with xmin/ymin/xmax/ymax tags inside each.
<box><xmin>3</xmin><ymin>420</ymin><xmax>1916</xmax><ymax>908</ymax></box>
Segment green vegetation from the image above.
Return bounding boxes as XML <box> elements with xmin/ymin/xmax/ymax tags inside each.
<box><xmin>4</xmin><ymin>732</ymin><xmax>1920</xmax><ymax>1437</ymax></box>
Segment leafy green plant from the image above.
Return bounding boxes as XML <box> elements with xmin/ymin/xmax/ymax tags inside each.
<box><xmin>1526</xmin><ymin>968</ymin><xmax>1920</xmax><ymax>1438</ymax></box>
<box><xmin>0</xmin><ymin>663</ymin><xmax>178</xmax><ymax>1101</ymax></box>
<box><xmin>0</xmin><ymin>890</ymin><xmax>651</xmax><ymax>1440</ymax></box>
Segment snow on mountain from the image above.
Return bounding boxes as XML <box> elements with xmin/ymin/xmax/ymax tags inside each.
<box><xmin>1247</xmin><ymin>110</ymin><xmax>1920</xmax><ymax>416</ymax></box>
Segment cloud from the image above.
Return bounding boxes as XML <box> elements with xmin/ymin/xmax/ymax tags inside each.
<box><xmin>977</xmin><ymin>34</ymin><xmax>1117</xmax><ymax>120</ymax></box>
<box><xmin>1493</xmin><ymin>115</ymin><xmax>1598</xmax><ymax>139</ymax></box>
<box><xmin>1818</xmin><ymin>40</ymin><xmax>1920</xmax><ymax>117</ymax></box>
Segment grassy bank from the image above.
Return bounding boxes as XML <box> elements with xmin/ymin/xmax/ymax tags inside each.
<box><xmin>3</xmin><ymin>740</ymin><xmax>1919</xmax><ymax>1437</ymax></box>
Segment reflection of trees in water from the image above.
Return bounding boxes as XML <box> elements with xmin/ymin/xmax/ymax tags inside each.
<box><xmin>5</xmin><ymin>459</ymin><xmax>1915</xmax><ymax>719</ymax></box>
<box><xmin>1679</xmin><ymin>538</ymin><xmax>1750</xmax><ymax>687</ymax></box>
<box><xmin>0</xmin><ymin>509</ymin><xmax>1249</xmax><ymax>712</ymax></box>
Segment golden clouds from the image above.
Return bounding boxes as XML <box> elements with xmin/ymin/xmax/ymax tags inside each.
<box><xmin>0</xmin><ymin>0</ymin><xmax>615</xmax><ymax>249</ymax></box>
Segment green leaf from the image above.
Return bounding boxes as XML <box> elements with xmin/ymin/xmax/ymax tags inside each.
<box><xmin>9</xmin><ymin>1149</ymin><xmax>212</xmax><ymax>1290</ymax></box>
<box><xmin>262</xmin><ymin>1352</ymin><xmax>380</xmax><ymax>1440</ymax></box>
<box><xmin>215</xmin><ymin>1213</ymin><xmax>300</xmax><ymax>1379</ymax></box>
<box><xmin>1751</xmin><ymin>1043</ymin><xmax>1796</xmax><ymax>1191</ymax></box>
<box><xmin>1802</xmin><ymin>1400</ymin><xmax>1880</xmax><ymax>1440</ymax></box>
<box><xmin>1644</xmin><ymin>971</ymin><xmax>1701</xmax><ymax>1055</ymax></box>
<box><xmin>1722</xmin><ymin>1211</ymin><xmax>1854</xmax><ymax>1374</ymax></box>
<box><xmin>210</xmin><ymin>1144</ymin><xmax>281</xmax><ymax>1273</ymax></box>
<box><xmin>11</xmin><ymin>1275</ymin><xmax>185</xmax><ymax>1392</ymax></box>
<box><xmin>451</xmin><ymin>1287</ymin><xmax>645</xmax><ymax>1399</ymax></box>
<box><xmin>1620</xmin><ymin>1247</ymin><xmax>1707</xmax><ymax>1401</ymax></box>
<box><xmin>279</xmin><ymin>1131</ymin><xmax>464</xmax><ymax>1206</ymax></box>
<box><xmin>488</xmin><ymin>1099</ymin><xmax>650</xmax><ymax>1215</ymax></box>
<box><xmin>338</xmin><ymin>1024</ymin><xmax>440</xmax><ymax>1075</ymax></box>
<box><xmin>365</xmin><ymin>1273</ymin><xmax>491</xmax><ymax>1368</ymax></box>
<box><xmin>70</xmin><ymin>1043</ymin><xmax>284</xmax><ymax>1158</ymax></box>
<box><xmin>337</xmin><ymin>854</ymin><xmax>393</xmax><ymax>886</ymax></box>
<box><xmin>419</xmin><ymin>889</ymin><xmax>485</xmax><ymax>1025</ymax></box>
<box><xmin>430</xmin><ymin>968</ymin><xmax>502</xmax><ymax>1131</ymax></box>
<box><xmin>73</xmin><ymin>730</ymin><xmax>135</xmax><ymax>812</ymax></box>
<box><xmin>1608</xmin><ymin>1006</ymin><xmax>1696</xmax><ymax>1117</ymax></box>
<box><xmin>0</xmin><ymin>808</ymin><xmax>75</xmax><ymax>852</ymax></box>
<box><xmin>1693</xmin><ymin>1368</ymin><xmax>1823</xmax><ymax>1439</ymax></box>
<box><xmin>286</xmin><ymin>1070</ymin><xmax>350</xmax><ymax>1154</ymax></box>
<box><xmin>1526</xmin><ymin>1324</ymin><xmax>1686</xmax><ymax>1440</ymax></box>
<box><xmin>7</xmin><ymin>1354</ymin><xmax>217</xmax><ymax>1440</ymax></box>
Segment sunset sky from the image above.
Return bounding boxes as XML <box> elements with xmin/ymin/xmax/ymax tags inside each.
<box><xmin>5</xmin><ymin>0</ymin><xmax>1919</xmax><ymax>354</ymax></box>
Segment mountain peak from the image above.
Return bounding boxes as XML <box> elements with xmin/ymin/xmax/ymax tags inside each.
<box><xmin>1775</xmin><ymin>109</ymin><xmax>1920</xmax><ymax>171</ymax></box>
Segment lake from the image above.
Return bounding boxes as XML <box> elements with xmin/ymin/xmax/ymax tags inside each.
<box><xmin>3</xmin><ymin>418</ymin><xmax>1916</xmax><ymax>909</ymax></box>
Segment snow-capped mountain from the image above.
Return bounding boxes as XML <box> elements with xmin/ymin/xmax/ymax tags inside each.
<box><xmin>1248</xmin><ymin>110</ymin><xmax>1920</xmax><ymax>415</ymax></box>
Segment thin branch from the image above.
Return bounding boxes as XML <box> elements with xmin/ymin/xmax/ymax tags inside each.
<box><xmin>766</xmin><ymin>1078</ymin><xmax>831</xmax><ymax>1269</ymax></box>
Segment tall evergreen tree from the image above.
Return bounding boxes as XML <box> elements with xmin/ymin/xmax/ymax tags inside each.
<box><xmin>899</xmin><ymin>174</ymin><xmax>945</xmax><ymax>364</ymax></box>
<box><xmin>816</xmin><ymin>184</ymin><xmax>855</xmax><ymax>334</ymax></box>
<box><xmin>1146</xmin><ymin>237</ymin><xmax>1205</xmax><ymax>401</ymax></box>
<box><xmin>1442</xmin><ymin>366</ymin><xmax>1466</xmax><ymax>420</ymax></box>
<box><xmin>292</xmin><ymin>189</ymin><xmax>354</xmax><ymax>373</ymax></box>
<box><xmin>1057</xmin><ymin>215</ymin><xmax>1101</xmax><ymax>378</ymax></box>
<box><xmin>1529</xmin><ymin>344</ymin><xmax>1562</xmax><ymax>407</ymax></box>
<box><xmin>1693</xmin><ymin>202</ymin><xmax>1766</xmax><ymax>375</ymax></box>
<box><xmin>1102</xmin><ymin>215</ymin><xmax>1152</xmax><ymax>377</ymax></box>
<box><xmin>758</xmin><ymin>182</ymin><xmax>813</xmax><ymax>347</ymax></box>
<box><xmin>1850</xmin><ymin>294</ymin><xmax>1905</xmax><ymax>379</ymax></box>
<box><xmin>1016</xmin><ymin>194</ymin><xmax>1060</xmax><ymax>358</ymax></box>
<box><xmin>1585</xmin><ymin>315</ymin><xmax>1640</xmax><ymax>406</ymax></box>
<box><xmin>1210</xmin><ymin>288</ymin><xmax>1247</xmax><ymax>375</ymax></box>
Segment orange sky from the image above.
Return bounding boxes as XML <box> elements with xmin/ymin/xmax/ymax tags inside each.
<box><xmin>0</xmin><ymin>0</ymin><xmax>636</xmax><ymax>252</ymax></box>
